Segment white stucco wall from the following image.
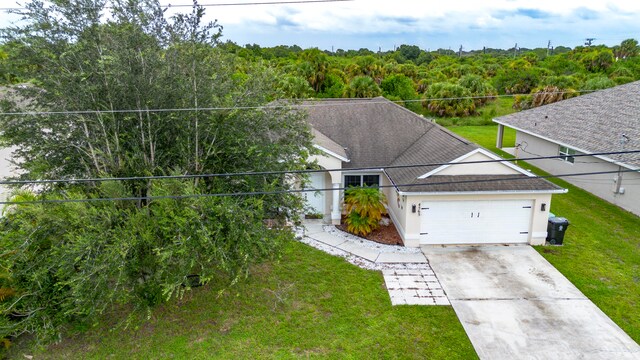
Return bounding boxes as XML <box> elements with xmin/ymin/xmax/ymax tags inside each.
<box><xmin>515</xmin><ymin>132</ymin><xmax>640</xmax><ymax>216</ymax></box>
<box><xmin>308</xmin><ymin>154</ymin><xmax>343</xmax><ymax>221</ymax></box>
<box><xmin>399</xmin><ymin>192</ymin><xmax>554</xmax><ymax>247</ymax></box>
<box><xmin>0</xmin><ymin>147</ymin><xmax>18</xmax><ymax>209</ymax></box>
<box><xmin>436</xmin><ymin>151</ymin><xmax>521</xmax><ymax>176</ymax></box>
<box><xmin>309</xmin><ymin>154</ymin><xmax>342</xmax><ymax>184</ymax></box>
<box><xmin>384</xmin><ymin>178</ymin><xmax>408</xmax><ymax>240</ymax></box>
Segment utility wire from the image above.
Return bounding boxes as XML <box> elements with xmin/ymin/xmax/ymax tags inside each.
<box><xmin>1</xmin><ymin>168</ymin><xmax>637</xmax><ymax>205</ymax></box>
<box><xmin>0</xmin><ymin>0</ymin><xmax>353</xmax><ymax>11</ymax></box>
<box><xmin>0</xmin><ymin>90</ymin><xmax>597</xmax><ymax>117</ymax></box>
<box><xmin>1</xmin><ymin>149</ymin><xmax>639</xmax><ymax>186</ymax></box>
<box><xmin>516</xmin><ymin>146</ymin><xmax>616</xmax><ymax>165</ymax></box>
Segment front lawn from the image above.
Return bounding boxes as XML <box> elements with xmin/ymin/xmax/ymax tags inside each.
<box><xmin>450</xmin><ymin>125</ymin><xmax>640</xmax><ymax>343</ymax></box>
<box><xmin>9</xmin><ymin>241</ymin><xmax>477</xmax><ymax>359</ymax></box>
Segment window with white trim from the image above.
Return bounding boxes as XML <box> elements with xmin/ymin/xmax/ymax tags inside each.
<box><xmin>344</xmin><ymin>174</ymin><xmax>380</xmax><ymax>188</ymax></box>
<box><xmin>559</xmin><ymin>146</ymin><xmax>576</xmax><ymax>163</ymax></box>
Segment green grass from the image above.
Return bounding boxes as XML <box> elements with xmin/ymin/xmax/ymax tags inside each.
<box><xmin>9</xmin><ymin>242</ymin><xmax>477</xmax><ymax>359</ymax></box>
<box><xmin>450</xmin><ymin>125</ymin><xmax>640</xmax><ymax>343</ymax></box>
<box><xmin>431</xmin><ymin>97</ymin><xmax>516</xmax><ymax>127</ymax></box>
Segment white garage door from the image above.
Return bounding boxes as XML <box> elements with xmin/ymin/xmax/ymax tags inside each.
<box><xmin>420</xmin><ymin>200</ymin><xmax>533</xmax><ymax>245</ymax></box>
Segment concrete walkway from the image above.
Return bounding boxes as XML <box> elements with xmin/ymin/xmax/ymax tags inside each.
<box><xmin>301</xmin><ymin>220</ymin><xmax>449</xmax><ymax>305</ymax></box>
<box><xmin>423</xmin><ymin>245</ymin><xmax>640</xmax><ymax>360</ymax></box>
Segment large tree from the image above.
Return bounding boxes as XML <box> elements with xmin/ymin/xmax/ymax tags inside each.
<box><xmin>0</xmin><ymin>0</ymin><xmax>313</xmax><ymax>342</ymax></box>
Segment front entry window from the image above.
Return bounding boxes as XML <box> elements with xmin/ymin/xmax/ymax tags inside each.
<box><xmin>344</xmin><ymin>174</ymin><xmax>380</xmax><ymax>188</ymax></box>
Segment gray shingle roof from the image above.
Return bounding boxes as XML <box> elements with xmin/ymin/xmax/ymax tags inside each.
<box><xmin>312</xmin><ymin>128</ymin><xmax>348</xmax><ymax>160</ymax></box>
<box><xmin>394</xmin><ymin>175</ymin><xmax>562</xmax><ymax>193</ymax></box>
<box><xmin>302</xmin><ymin>98</ymin><xmax>435</xmax><ymax>168</ymax></box>
<box><xmin>494</xmin><ymin>81</ymin><xmax>640</xmax><ymax>169</ymax></box>
<box><xmin>301</xmin><ymin>97</ymin><xmax>561</xmax><ymax>193</ymax></box>
<box><xmin>385</xmin><ymin>126</ymin><xmax>477</xmax><ymax>185</ymax></box>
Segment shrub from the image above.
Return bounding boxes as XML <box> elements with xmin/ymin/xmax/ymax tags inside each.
<box><xmin>513</xmin><ymin>85</ymin><xmax>578</xmax><ymax>110</ymax></box>
<box><xmin>422</xmin><ymin>82</ymin><xmax>476</xmax><ymax>117</ymax></box>
<box><xmin>345</xmin><ymin>76</ymin><xmax>382</xmax><ymax>98</ymax></box>
<box><xmin>458</xmin><ymin>74</ymin><xmax>497</xmax><ymax>106</ymax></box>
<box><xmin>343</xmin><ymin>187</ymin><xmax>387</xmax><ymax>237</ymax></box>
<box><xmin>583</xmin><ymin>76</ymin><xmax>615</xmax><ymax>90</ymax></box>
<box><xmin>0</xmin><ymin>181</ymin><xmax>294</xmax><ymax>343</ymax></box>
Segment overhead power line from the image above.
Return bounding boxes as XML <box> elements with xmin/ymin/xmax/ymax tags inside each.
<box><xmin>0</xmin><ymin>0</ymin><xmax>352</xmax><ymax>11</ymax></box>
<box><xmin>1</xmin><ymin>168</ymin><xmax>637</xmax><ymax>205</ymax></box>
<box><xmin>1</xmin><ymin>149</ymin><xmax>639</xmax><ymax>186</ymax></box>
<box><xmin>0</xmin><ymin>90</ymin><xmax>598</xmax><ymax>117</ymax></box>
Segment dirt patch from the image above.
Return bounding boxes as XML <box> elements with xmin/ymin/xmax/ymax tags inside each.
<box><xmin>336</xmin><ymin>217</ymin><xmax>403</xmax><ymax>246</ymax></box>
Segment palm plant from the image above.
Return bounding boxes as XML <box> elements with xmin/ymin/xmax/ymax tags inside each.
<box><xmin>343</xmin><ymin>187</ymin><xmax>387</xmax><ymax>237</ymax></box>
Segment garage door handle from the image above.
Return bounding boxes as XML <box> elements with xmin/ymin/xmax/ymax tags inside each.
<box><xmin>470</xmin><ymin>212</ymin><xmax>480</xmax><ymax>218</ymax></box>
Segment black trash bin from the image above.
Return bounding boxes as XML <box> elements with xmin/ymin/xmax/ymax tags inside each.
<box><xmin>547</xmin><ymin>217</ymin><xmax>570</xmax><ymax>245</ymax></box>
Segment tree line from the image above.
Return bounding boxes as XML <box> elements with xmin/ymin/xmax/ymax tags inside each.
<box><xmin>217</xmin><ymin>39</ymin><xmax>640</xmax><ymax>116</ymax></box>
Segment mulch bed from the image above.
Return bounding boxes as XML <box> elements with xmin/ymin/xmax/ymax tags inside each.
<box><xmin>336</xmin><ymin>217</ymin><xmax>404</xmax><ymax>246</ymax></box>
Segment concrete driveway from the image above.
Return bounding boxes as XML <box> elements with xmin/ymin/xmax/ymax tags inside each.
<box><xmin>422</xmin><ymin>245</ymin><xmax>640</xmax><ymax>360</ymax></box>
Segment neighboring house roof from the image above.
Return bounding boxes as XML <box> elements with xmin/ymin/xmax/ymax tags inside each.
<box><xmin>300</xmin><ymin>97</ymin><xmax>562</xmax><ymax>194</ymax></box>
<box><xmin>494</xmin><ymin>80</ymin><xmax>640</xmax><ymax>170</ymax></box>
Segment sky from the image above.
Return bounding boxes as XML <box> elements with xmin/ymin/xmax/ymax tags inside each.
<box><xmin>1</xmin><ymin>0</ymin><xmax>640</xmax><ymax>51</ymax></box>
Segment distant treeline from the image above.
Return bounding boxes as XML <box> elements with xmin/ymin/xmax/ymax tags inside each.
<box><xmin>2</xmin><ymin>38</ymin><xmax>639</xmax><ymax>117</ymax></box>
<box><xmin>217</xmin><ymin>39</ymin><xmax>640</xmax><ymax>116</ymax></box>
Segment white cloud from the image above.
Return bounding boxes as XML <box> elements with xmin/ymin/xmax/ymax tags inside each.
<box><xmin>2</xmin><ymin>0</ymin><xmax>639</xmax><ymax>49</ymax></box>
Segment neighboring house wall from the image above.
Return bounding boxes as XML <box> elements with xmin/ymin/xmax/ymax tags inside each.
<box><xmin>516</xmin><ymin>132</ymin><xmax>640</xmax><ymax>216</ymax></box>
<box><xmin>399</xmin><ymin>193</ymin><xmax>553</xmax><ymax>247</ymax></box>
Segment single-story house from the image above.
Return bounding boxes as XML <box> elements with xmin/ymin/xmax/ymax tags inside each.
<box><xmin>494</xmin><ymin>80</ymin><xmax>640</xmax><ymax>217</ymax></box>
<box><xmin>299</xmin><ymin>97</ymin><xmax>566</xmax><ymax>247</ymax></box>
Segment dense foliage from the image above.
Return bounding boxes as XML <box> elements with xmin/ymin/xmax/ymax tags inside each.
<box><xmin>210</xmin><ymin>38</ymin><xmax>640</xmax><ymax>116</ymax></box>
<box><xmin>343</xmin><ymin>187</ymin><xmax>387</xmax><ymax>237</ymax></box>
<box><xmin>0</xmin><ymin>0</ymin><xmax>314</xmax><ymax>343</ymax></box>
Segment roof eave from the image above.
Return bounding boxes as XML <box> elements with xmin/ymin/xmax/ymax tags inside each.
<box><xmin>313</xmin><ymin>144</ymin><xmax>350</xmax><ymax>163</ymax></box>
<box><xmin>417</xmin><ymin>147</ymin><xmax>535</xmax><ymax>179</ymax></box>
<box><xmin>493</xmin><ymin>119</ymin><xmax>640</xmax><ymax>171</ymax></box>
<box><xmin>397</xmin><ymin>188</ymin><xmax>568</xmax><ymax>196</ymax></box>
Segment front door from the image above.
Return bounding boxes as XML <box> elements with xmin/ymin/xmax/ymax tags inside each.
<box><xmin>304</xmin><ymin>172</ymin><xmax>325</xmax><ymax>215</ymax></box>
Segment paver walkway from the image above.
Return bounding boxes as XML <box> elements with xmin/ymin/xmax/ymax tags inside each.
<box><xmin>300</xmin><ymin>220</ymin><xmax>449</xmax><ymax>306</ymax></box>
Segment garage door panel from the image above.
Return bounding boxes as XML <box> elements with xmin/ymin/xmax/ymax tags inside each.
<box><xmin>420</xmin><ymin>200</ymin><xmax>533</xmax><ymax>245</ymax></box>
